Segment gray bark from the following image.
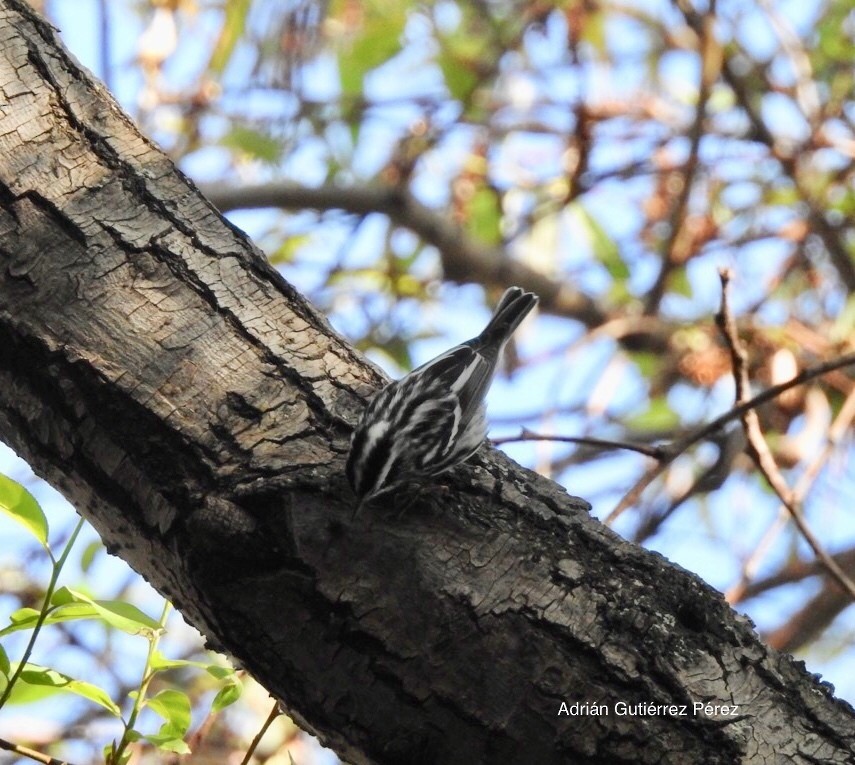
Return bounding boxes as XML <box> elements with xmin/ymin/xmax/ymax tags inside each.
<box><xmin>0</xmin><ymin>1</ymin><xmax>854</xmax><ymax>763</ymax></box>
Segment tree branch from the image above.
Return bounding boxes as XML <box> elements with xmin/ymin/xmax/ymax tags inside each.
<box><xmin>0</xmin><ymin>737</ymin><xmax>76</xmax><ymax>765</ymax></box>
<box><xmin>201</xmin><ymin>181</ymin><xmax>607</xmax><ymax>326</ymax></box>
<box><xmin>605</xmin><ymin>348</ymin><xmax>855</xmax><ymax>524</ymax></box>
<box><xmin>490</xmin><ymin>428</ymin><xmax>666</xmax><ymax>459</ymax></box>
<box><xmin>715</xmin><ymin>267</ymin><xmax>855</xmax><ymax>602</ymax></box>
<box><xmin>645</xmin><ymin>0</ymin><xmax>718</xmax><ymax>314</ymax></box>
<box><xmin>727</xmin><ymin>383</ymin><xmax>855</xmax><ymax>604</ymax></box>
<box><xmin>676</xmin><ymin>0</ymin><xmax>855</xmax><ymax>291</ymax></box>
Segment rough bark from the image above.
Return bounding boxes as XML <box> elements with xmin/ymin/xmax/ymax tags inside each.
<box><xmin>0</xmin><ymin>2</ymin><xmax>854</xmax><ymax>763</ymax></box>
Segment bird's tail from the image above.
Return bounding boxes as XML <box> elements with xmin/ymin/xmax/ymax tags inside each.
<box><xmin>478</xmin><ymin>286</ymin><xmax>539</xmax><ymax>348</ymax></box>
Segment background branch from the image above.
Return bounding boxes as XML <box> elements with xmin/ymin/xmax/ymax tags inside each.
<box><xmin>202</xmin><ymin>182</ymin><xmax>606</xmax><ymax>325</ymax></box>
<box><xmin>715</xmin><ymin>267</ymin><xmax>855</xmax><ymax>602</ymax></box>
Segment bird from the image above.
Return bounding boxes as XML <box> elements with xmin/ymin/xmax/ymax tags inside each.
<box><xmin>346</xmin><ymin>286</ymin><xmax>539</xmax><ymax>514</ymax></box>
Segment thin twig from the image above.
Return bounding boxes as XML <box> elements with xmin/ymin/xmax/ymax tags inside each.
<box><xmin>499</xmin><ymin>346</ymin><xmax>855</xmax><ymax>482</ymax></box>
<box><xmin>716</xmin><ymin>267</ymin><xmax>855</xmax><ymax>602</ymax></box>
<box><xmin>734</xmin><ymin>547</ymin><xmax>855</xmax><ymax>604</ymax></box>
<box><xmin>633</xmin><ymin>427</ymin><xmax>744</xmax><ymax>543</ymax></box>
<box><xmin>725</xmin><ymin>512</ymin><xmax>789</xmax><ymax>604</ymax></box>
<box><xmin>0</xmin><ymin>736</ymin><xmax>76</xmax><ymax>765</ymax></box>
<box><xmin>240</xmin><ymin>701</ymin><xmax>282</xmax><ymax>765</ymax></box>
<box><xmin>668</xmin><ymin>351</ymin><xmax>855</xmax><ymax>457</ymax></box>
<box><xmin>166</xmin><ymin>668</ymin><xmax>238</xmax><ymax>765</ymax></box>
<box><xmin>719</xmin><ymin>59</ymin><xmax>855</xmax><ymax>291</ymax></box>
<box><xmin>765</xmin><ymin>579</ymin><xmax>853</xmax><ymax>653</ymax></box>
<box><xmin>727</xmin><ymin>384</ymin><xmax>855</xmax><ymax>603</ymax></box>
<box><xmin>756</xmin><ymin>0</ymin><xmax>820</xmax><ymax>125</ymax></box>
<box><xmin>645</xmin><ymin>0</ymin><xmax>718</xmax><ymax>314</ymax></box>
<box><xmin>0</xmin><ymin>517</ymin><xmax>86</xmax><ymax>710</ymax></box>
<box><xmin>673</xmin><ymin>0</ymin><xmax>855</xmax><ymax>291</ymax></box>
<box><xmin>604</xmin><ymin>347</ymin><xmax>855</xmax><ymax>524</ymax></box>
<box><xmin>604</xmin><ymin>463</ymin><xmax>665</xmax><ymax>526</ymax></box>
<box><xmin>491</xmin><ymin>429</ymin><xmax>666</xmax><ymax>459</ymax></box>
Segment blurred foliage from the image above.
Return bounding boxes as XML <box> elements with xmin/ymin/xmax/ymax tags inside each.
<box><xmin>0</xmin><ymin>476</ymin><xmax>242</xmax><ymax>763</ymax></box>
<box><xmin>2</xmin><ymin>0</ymin><xmax>855</xmax><ymax>762</ymax></box>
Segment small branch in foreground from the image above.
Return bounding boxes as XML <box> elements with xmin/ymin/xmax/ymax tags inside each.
<box><xmin>239</xmin><ymin>701</ymin><xmax>282</xmax><ymax>765</ymax></box>
<box><xmin>491</xmin><ymin>429</ymin><xmax>666</xmax><ymax>460</ymax></box>
<box><xmin>633</xmin><ymin>427</ymin><xmax>745</xmax><ymax>544</ymax></box>
<box><xmin>727</xmin><ymin>384</ymin><xmax>855</xmax><ymax>604</ymax></box>
<box><xmin>604</xmin><ymin>345</ymin><xmax>855</xmax><ymax>526</ymax></box>
<box><xmin>716</xmin><ymin>267</ymin><xmax>855</xmax><ymax>603</ymax></box>
<box><xmin>494</xmin><ymin>345</ymin><xmax>855</xmax><ymax>530</ymax></box>
<box><xmin>0</xmin><ymin>736</ymin><xmax>76</xmax><ymax>765</ymax></box>
<box><xmin>667</xmin><ymin>350</ymin><xmax>855</xmax><ymax>457</ymax></box>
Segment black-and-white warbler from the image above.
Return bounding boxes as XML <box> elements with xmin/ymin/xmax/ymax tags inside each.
<box><xmin>346</xmin><ymin>286</ymin><xmax>539</xmax><ymax>511</ymax></box>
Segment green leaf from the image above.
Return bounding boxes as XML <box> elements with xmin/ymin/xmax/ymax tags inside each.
<box><xmin>389</xmin><ymin>272</ymin><xmax>425</xmax><ymax>299</ymax></box>
<box><xmin>145</xmin><ymin>689</ymin><xmax>191</xmax><ymax>737</ymax></box>
<box><xmin>626</xmin><ymin>398</ymin><xmax>680</xmax><ymax>432</ymax></box>
<box><xmin>149</xmin><ymin>650</ymin><xmax>207</xmax><ymax>673</ymax></box>
<box><xmin>0</xmin><ymin>648</ymin><xmax>8</xmax><ymax>699</ymax></box>
<box><xmin>210</xmin><ymin>676</ymin><xmax>243</xmax><ymax>712</ymax></box>
<box><xmin>830</xmin><ymin>295</ymin><xmax>855</xmax><ymax>343</ymax></box>
<box><xmin>205</xmin><ymin>664</ymin><xmax>235</xmax><ymax>680</ymax></box>
<box><xmin>607</xmin><ymin>279</ymin><xmax>632</xmax><ymax>306</ymax></box>
<box><xmin>268</xmin><ymin>234</ymin><xmax>310</xmax><ymax>265</ymax></box>
<box><xmin>4</xmin><ymin>606</ymin><xmax>41</xmax><ymax>627</ymax></box>
<box><xmin>0</xmin><ymin>474</ymin><xmax>48</xmax><ymax>548</ymax></box>
<box><xmin>371</xmin><ymin>336</ymin><xmax>414</xmax><ymax>371</ymax></box>
<box><xmin>207</xmin><ymin>0</ymin><xmax>251</xmax><ymax>75</ymax></box>
<box><xmin>220</xmin><ymin>126</ymin><xmax>283</xmax><ymax>165</ymax></box>
<box><xmin>440</xmin><ymin>58</ymin><xmax>479</xmax><ymax>103</ymax></box>
<box><xmin>580</xmin><ymin>7</ymin><xmax>607</xmax><ymax>54</ymax></box>
<box><xmin>436</xmin><ymin>31</ymin><xmax>485</xmax><ymax>102</ymax></box>
<box><xmin>50</xmin><ymin>587</ymin><xmax>162</xmax><ymax>634</ymax></box>
<box><xmin>13</xmin><ymin>606</ymin><xmax>45</xmax><ymax>623</ymax></box>
<box><xmin>103</xmin><ymin>741</ymin><xmax>113</xmax><ymax>760</ymax></box>
<box><xmin>103</xmin><ymin>740</ymin><xmax>130</xmax><ymax>765</ymax></box>
<box><xmin>338</xmin><ymin>8</ymin><xmax>405</xmax><ymax>97</ymax></box>
<box><xmin>766</xmin><ymin>185</ymin><xmax>799</xmax><ymax>206</ymax></box>
<box><xmin>630</xmin><ymin>351</ymin><xmax>664</xmax><ymax>379</ymax></box>
<box><xmin>575</xmin><ymin>206</ymin><xmax>628</xmax><ymax>279</ymax></box>
<box><xmin>80</xmin><ymin>540</ymin><xmax>102</xmax><ymax>573</ymax></box>
<box><xmin>141</xmin><ymin>733</ymin><xmax>191</xmax><ymax>755</ymax></box>
<box><xmin>9</xmin><ymin>664</ymin><xmax>121</xmax><ymax>716</ymax></box>
<box><xmin>466</xmin><ymin>186</ymin><xmax>502</xmax><ymax>246</ymax></box>
<box><xmin>668</xmin><ymin>267</ymin><xmax>693</xmax><ymax>298</ymax></box>
<box><xmin>0</xmin><ymin>603</ymin><xmax>102</xmax><ymax>637</ymax></box>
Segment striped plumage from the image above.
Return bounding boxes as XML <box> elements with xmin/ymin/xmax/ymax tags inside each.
<box><xmin>346</xmin><ymin>287</ymin><xmax>539</xmax><ymax>510</ymax></box>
